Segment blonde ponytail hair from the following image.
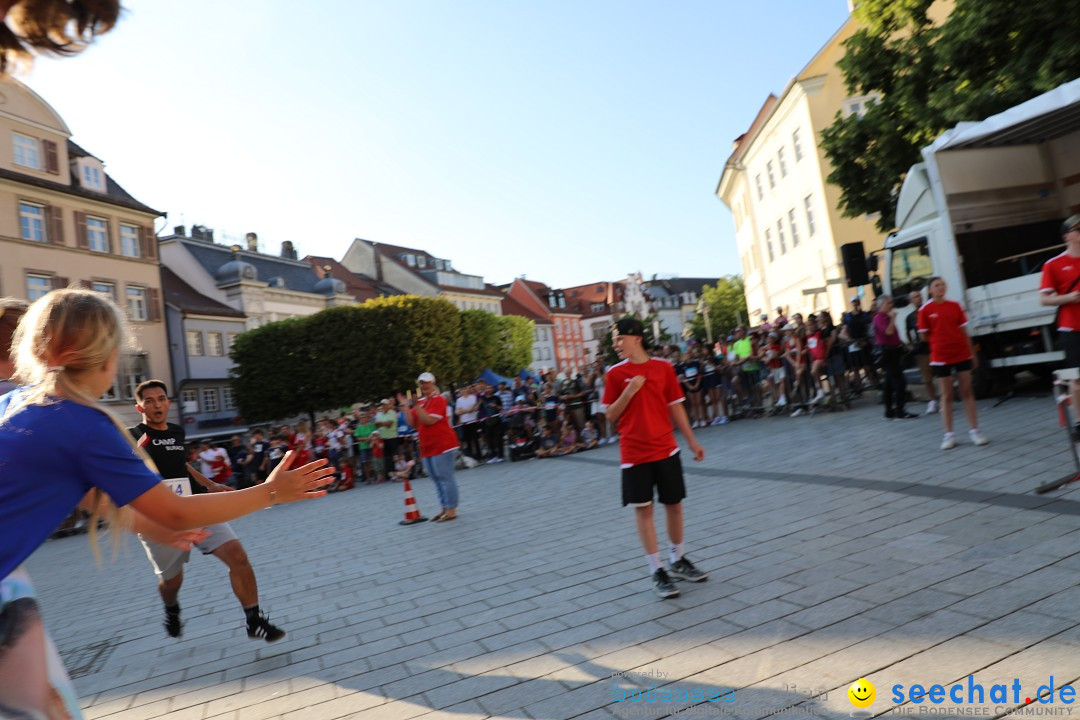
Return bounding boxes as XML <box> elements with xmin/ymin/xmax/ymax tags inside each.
<box><xmin>4</xmin><ymin>288</ymin><xmax>154</xmax><ymax>561</ymax></box>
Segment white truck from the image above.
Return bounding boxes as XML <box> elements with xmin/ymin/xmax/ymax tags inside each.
<box><xmin>864</xmin><ymin>78</ymin><xmax>1080</xmax><ymax>395</ymax></box>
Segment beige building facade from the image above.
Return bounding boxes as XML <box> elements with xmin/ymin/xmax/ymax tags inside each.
<box><xmin>717</xmin><ymin>16</ymin><xmax>885</xmax><ymax>322</ymax></box>
<box><xmin>0</xmin><ymin>78</ymin><xmax>168</xmax><ymax>424</ymax></box>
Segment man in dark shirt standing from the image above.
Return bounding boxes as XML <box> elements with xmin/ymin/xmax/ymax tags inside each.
<box><xmin>129</xmin><ymin>380</ymin><xmax>285</xmax><ymax>642</ymax></box>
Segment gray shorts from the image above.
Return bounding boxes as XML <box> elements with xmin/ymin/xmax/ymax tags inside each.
<box><xmin>139</xmin><ymin>523</ymin><xmax>238</xmax><ymax>580</ymax></box>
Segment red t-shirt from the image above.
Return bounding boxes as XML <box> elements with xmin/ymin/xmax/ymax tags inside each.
<box><xmin>602</xmin><ymin>357</ymin><xmax>684</xmax><ymax>468</ymax></box>
<box><xmin>1040</xmin><ymin>251</ymin><xmax>1080</xmax><ymax>331</ymax></box>
<box><xmin>806</xmin><ymin>331</ymin><xmax>826</xmax><ymax>361</ymax></box>
<box><xmin>918</xmin><ymin>300</ymin><xmax>971</xmax><ymax>365</ymax></box>
<box><xmin>785</xmin><ymin>336</ymin><xmax>804</xmax><ymax>363</ymax></box>
<box><xmin>412</xmin><ymin>393</ymin><xmax>459</xmax><ymax>458</ymax></box>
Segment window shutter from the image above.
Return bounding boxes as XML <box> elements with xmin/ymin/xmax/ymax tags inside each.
<box><xmin>139</xmin><ymin>225</ymin><xmax>157</xmax><ymax>260</ymax></box>
<box><xmin>74</xmin><ymin>211</ymin><xmax>88</xmax><ymax>249</ymax></box>
<box><xmin>52</xmin><ymin>276</ymin><xmax>69</xmax><ymax>290</ymax></box>
<box><xmin>148</xmin><ymin>288</ymin><xmax>161</xmax><ymax>322</ymax></box>
<box><xmin>42</xmin><ymin>140</ymin><xmax>59</xmax><ymax>174</ymax></box>
<box><xmin>47</xmin><ymin>205</ymin><xmax>64</xmax><ymax>245</ymax></box>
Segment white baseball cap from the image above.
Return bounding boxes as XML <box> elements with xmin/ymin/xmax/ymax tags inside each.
<box><xmin>417</xmin><ymin>372</ymin><xmax>436</xmax><ymax>383</ymax></box>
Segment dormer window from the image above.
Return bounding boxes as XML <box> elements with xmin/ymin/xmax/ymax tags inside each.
<box><xmin>75</xmin><ymin>157</ymin><xmax>105</xmax><ymax>191</ymax></box>
<box><xmin>82</xmin><ymin>164</ymin><xmax>103</xmax><ymax>190</ymax></box>
<box><xmin>417</xmin><ymin>255</ymin><xmax>427</xmax><ymax>268</ymax></box>
<box><xmin>404</xmin><ymin>254</ymin><xmax>416</xmax><ymax>267</ymax></box>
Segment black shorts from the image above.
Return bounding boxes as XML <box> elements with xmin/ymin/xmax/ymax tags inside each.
<box><xmin>1064</xmin><ymin>331</ymin><xmax>1080</xmax><ymax>370</ymax></box>
<box><xmin>931</xmin><ymin>359</ymin><xmax>973</xmax><ymax>378</ymax></box>
<box><xmin>622</xmin><ymin>453</ymin><xmax>686</xmax><ymax>507</ymax></box>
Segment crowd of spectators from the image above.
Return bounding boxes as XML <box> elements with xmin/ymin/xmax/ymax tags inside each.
<box><xmin>189</xmin><ymin>292</ymin><xmax>941</xmax><ymax>491</ymax></box>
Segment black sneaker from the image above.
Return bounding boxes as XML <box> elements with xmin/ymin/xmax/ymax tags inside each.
<box><xmin>894</xmin><ymin>411</ymin><xmax>919</xmax><ymax>419</ymax></box>
<box><xmin>247</xmin><ymin>613</ymin><xmax>286</xmax><ymax>642</ymax></box>
<box><xmin>652</xmin><ymin>568</ymin><xmax>680</xmax><ymax>599</ymax></box>
<box><xmin>668</xmin><ymin>556</ymin><xmax>708</xmax><ymax>582</ymax></box>
<box><xmin>164</xmin><ymin>608</ymin><xmax>183</xmax><ymax>638</ymax></box>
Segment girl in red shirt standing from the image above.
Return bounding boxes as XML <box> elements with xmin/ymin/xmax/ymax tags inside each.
<box><xmin>917</xmin><ymin>277</ymin><xmax>988</xmax><ymax>450</ymax></box>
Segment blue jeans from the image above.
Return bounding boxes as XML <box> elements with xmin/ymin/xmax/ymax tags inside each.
<box><xmin>422</xmin><ymin>451</ymin><xmax>458</xmax><ymax>509</ymax></box>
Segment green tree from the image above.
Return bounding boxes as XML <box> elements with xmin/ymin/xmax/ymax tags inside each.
<box><xmin>459</xmin><ymin>309</ymin><xmax>500</xmax><ymax>382</ymax></box>
<box><xmin>687</xmin><ymin>276</ymin><xmax>748</xmax><ymax>343</ymax></box>
<box><xmin>821</xmin><ymin>0</ymin><xmax>1080</xmax><ymax>232</ymax></box>
<box><xmin>230</xmin><ymin>317</ymin><xmax>317</xmax><ymax>423</ymax></box>
<box><xmin>492</xmin><ymin>314</ymin><xmax>534</xmax><ymax>377</ymax></box>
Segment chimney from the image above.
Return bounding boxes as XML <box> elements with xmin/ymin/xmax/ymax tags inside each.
<box><xmin>174</xmin><ymin>225</ymin><xmax>186</xmax><ymax>236</ymax></box>
<box><xmin>280</xmin><ymin>240</ymin><xmax>297</xmax><ymax>260</ymax></box>
<box><xmin>245</xmin><ymin>232</ymin><xmax>258</xmax><ymax>252</ymax></box>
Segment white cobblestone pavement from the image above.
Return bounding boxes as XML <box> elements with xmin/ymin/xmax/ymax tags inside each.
<box><xmin>26</xmin><ymin>389</ymin><xmax>1080</xmax><ymax>720</ymax></box>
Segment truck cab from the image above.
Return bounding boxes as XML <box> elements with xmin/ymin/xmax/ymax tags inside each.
<box><xmin>876</xmin><ymin>78</ymin><xmax>1080</xmax><ymax>393</ymax></box>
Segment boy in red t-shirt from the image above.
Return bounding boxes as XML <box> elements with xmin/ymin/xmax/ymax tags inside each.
<box><xmin>602</xmin><ymin>318</ymin><xmax>707</xmax><ymax>599</ymax></box>
<box><xmin>1040</xmin><ymin>214</ymin><xmax>1080</xmax><ymax>430</ymax></box>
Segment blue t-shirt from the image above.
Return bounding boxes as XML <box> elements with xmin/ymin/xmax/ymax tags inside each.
<box><xmin>0</xmin><ymin>392</ymin><xmax>161</xmax><ymax>578</ymax></box>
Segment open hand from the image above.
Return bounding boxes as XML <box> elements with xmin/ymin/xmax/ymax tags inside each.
<box><xmin>265</xmin><ymin>451</ymin><xmax>335</xmax><ymax>503</ymax></box>
<box><xmin>165</xmin><ymin>528</ymin><xmax>210</xmax><ymax>550</ymax></box>
<box><xmin>628</xmin><ymin>375</ymin><xmax>646</xmax><ymax>393</ymax></box>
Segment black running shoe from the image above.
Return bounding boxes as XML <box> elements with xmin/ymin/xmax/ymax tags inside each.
<box><xmin>652</xmin><ymin>568</ymin><xmax>680</xmax><ymax>599</ymax></box>
<box><xmin>164</xmin><ymin>609</ymin><xmax>182</xmax><ymax>638</ymax></box>
<box><xmin>668</xmin><ymin>556</ymin><xmax>708</xmax><ymax>582</ymax></box>
<box><xmin>247</xmin><ymin>613</ymin><xmax>286</xmax><ymax>642</ymax></box>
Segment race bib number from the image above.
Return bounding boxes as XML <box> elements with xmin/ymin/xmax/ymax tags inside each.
<box><xmin>808</xmin><ymin>337</ymin><xmax>818</xmax><ymax>349</ymax></box>
<box><xmin>684</xmin><ymin>366</ymin><xmax>698</xmax><ymax>379</ymax></box>
<box><xmin>848</xmin><ymin>343</ymin><xmax>860</xmax><ymax>353</ymax></box>
<box><xmin>163</xmin><ymin>476</ymin><xmax>193</xmax><ymax>496</ymax></box>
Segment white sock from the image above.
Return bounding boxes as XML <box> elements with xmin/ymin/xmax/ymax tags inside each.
<box><xmin>669</xmin><ymin>543</ymin><xmax>685</xmax><ymax>565</ymax></box>
<box><xmin>944</xmin><ymin>432</ymin><xmax>955</xmax><ymax>440</ymax></box>
<box><xmin>646</xmin><ymin>553</ymin><xmax>663</xmax><ymax>573</ymax></box>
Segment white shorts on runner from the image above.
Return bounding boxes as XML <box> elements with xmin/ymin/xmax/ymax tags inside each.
<box><xmin>139</xmin><ymin>522</ymin><xmax>238</xmax><ymax>580</ymax></box>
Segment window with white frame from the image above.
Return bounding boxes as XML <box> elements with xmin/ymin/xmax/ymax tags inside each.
<box><xmin>90</xmin><ymin>281</ymin><xmax>115</xmax><ymax>300</ymax></box>
<box><xmin>843</xmin><ymin>93</ymin><xmax>882</xmax><ymax>119</ymax></box>
<box><xmin>186</xmin><ymin>330</ymin><xmax>203</xmax><ymax>355</ymax></box>
<box><xmin>202</xmin><ymin>388</ymin><xmax>219</xmax><ymax>413</ymax></box>
<box><xmin>777</xmin><ymin>219</ymin><xmax>787</xmax><ymax>254</ymax></box>
<box><xmin>26</xmin><ymin>274</ymin><xmax>51</xmax><ymax>300</ymax></box>
<box><xmin>119</xmin><ymin>223</ymin><xmax>139</xmax><ymax>257</ymax></box>
<box><xmin>122</xmin><ymin>354</ymin><xmax>149</xmax><ymax>399</ymax></box>
<box><xmin>127</xmin><ymin>286</ymin><xmax>148</xmax><ymax>321</ymax></box>
<box><xmin>789</xmin><ymin>209</ymin><xmax>800</xmax><ymax>247</ymax></box>
<box><xmin>13</xmin><ymin>133</ymin><xmax>41</xmax><ymax>169</ymax></box>
<box><xmin>82</xmin><ymin>164</ymin><xmax>103</xmax><ymax>190</ymax></box>
<box><xmin>804</xmin><ymin>195</ymin><xmax>816</xmax><ymax>236</ymax></box>
<box><xmin>18</xmin><ymin>202</ymin><xmax>46</xmax><ymax>242</ymax></box>
<box><xmin>417</xmin><ymin>255</ymin><xmax>427</xmax><ymax>268</ymax></box>
<box><xmin>766</xmin><ymin>161</ymin><xmax>776</xmax><ymax>189</ymax></box>
<box><xmin>792</xmin><ymin>128</ymin><xmax>804</xmax><ymax>161</ymax></box>
<box><xmin>755</xmin><ymin>175</ymin><xmax>764</xmax><ymax>201</ymax></box>
<box><xmin>222</xmin><ymin>386</ymin><xmax>236</xmax><ymax>411</ymax></box>
<box><xmin>778</xmin><ymin>147</ymin><xmax>788</xmax><ymax>177</ymax></box>
<box><xmin>764</xmin><ymin>229</ymin><xmax>774</xmax><ymax>262</ymax></box>
<box><xmin>87</xmin><ymin>216</ymin><xmax>109</xmax><ymax>253</ymax></box>
<box><xmin>404</xmin><ymin>254</ymin><xmax>416</xmax><ymax>267</ymax></box>
<box><xmin>207</xmin><ymin>332</ymin><xmax>224</xmax><ymax>357</ymax></box>
<box><xmin>181</xmin><ymin>388</ymin><xmax>198</xmax><ymax>412</ymax></box>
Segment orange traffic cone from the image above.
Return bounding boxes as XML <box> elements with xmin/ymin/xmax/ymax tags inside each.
<box><xmin>399</xmin><ymin>477</ymin><xmax>428</xmax><ymax>525</ymax></box>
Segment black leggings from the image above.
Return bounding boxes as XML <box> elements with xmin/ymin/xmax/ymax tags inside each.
<box><xmin>461</xmin><ymin>422</ymin><xmax>482</xmax><ymax>459</ymax></box>
<box><xmin>485</xmin><ymin>421</ymin><xmax>504</xmax><ymax>459</ymax></box>
<box><xmin>879</xmin><ymin>346</ymin><xmax>907</xmax><ymax>415</ymax></box>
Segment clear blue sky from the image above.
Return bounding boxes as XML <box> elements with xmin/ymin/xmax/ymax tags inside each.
<box><xmin>25</xmin><ymin>0</ymin><xmax>851</xmax><ymax>288</ymax></box>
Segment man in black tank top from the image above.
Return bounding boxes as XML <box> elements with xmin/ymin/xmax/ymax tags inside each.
<box><xmin>129</xmin><ymin>380</ymin><xmax>285</xmax><ymax>643</ymax></box>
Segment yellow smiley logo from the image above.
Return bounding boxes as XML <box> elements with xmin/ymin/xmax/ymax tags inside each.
<box><xmin>848</xmin><ymin>678</ymin><xmax>876</xmax><ymax>708</ymax></box>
